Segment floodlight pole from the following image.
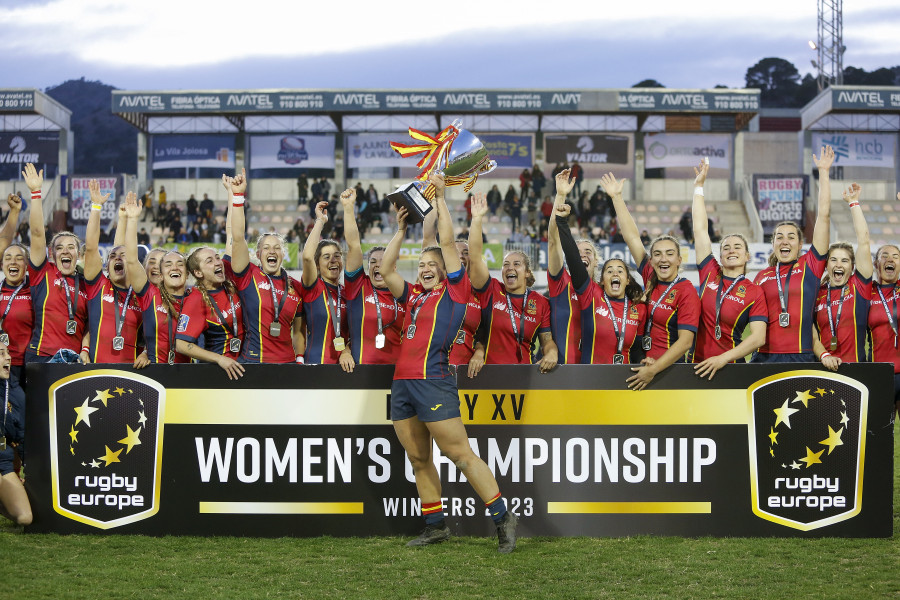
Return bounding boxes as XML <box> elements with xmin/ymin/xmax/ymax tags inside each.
<box><xmin>815</xmin><ymin>0</ymin><xmax>844</xmax><ymax>92</ymax></box>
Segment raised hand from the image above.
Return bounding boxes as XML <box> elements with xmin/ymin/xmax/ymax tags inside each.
<box><xmin>88</xmin><ymin>179</ymin><xmax>111</xmax><ymax>205</ymax></box>
<box><xmin>812</xmin><ymin>145</ymin><xmax>836</xmax><ymax>171</ymax></box>
<box><xmin>599</xmin><ymin>173</ymin><xmax>626</xmax><ymax>198</ymax></box>
<box><xmin>230</xmin><ymin>167</ymin><xmax>248</xmax><ymax>195</ymax></box>
<box><xmin>7</xmin><ymin>193</ymin><xmax>21</xmax><ymax>211</ymax></box>
<box><xmin>396</xmin><ymin>206</ymin><xmax>408</xmax><ymax>230</ymax></box>
<box><xmin>693</xmin><ymin>159</ymin><xmax>709</xmax><ymax>186</ymax></box>
<box><xmin>222</xmin><ymin>173</ymin><xmax>232</xmax><ymax>192</ymax></box>
<box><xmin>21</xmin><ymin>163</ymin><xmax>43</xmax><ymax>192</ymax></box>
<box><xmin>339</xmin><ymin>188</ymin><xmax>356</xmax><ymax>210</ymax></box>
<box><xmin>123</xmin><ymin>191</ymin><xmax>142</xmax><ymax>219</ymax></box>
<box><xmin>553</xmin><ymin>202</ymin><xmax>571</xmax><ymax>218</ymax></box>
<box><xmin>470</xmin><ymin>192</ymin><xmax>489</xmax><ymax>219</ymax></box>
<box><xmin>555</xmin><ymin>168</ymin><xmax>574</xmax><ymax>197</ymax></box>
<box><xmin>428</xmin><ymin>171</ymin><xmax>446</xmax><ymax>196</ymax></box>
<box><xmin>842</xmin><ymin>182</ymin><xmax>861</xmax><ymax>206</ymax></box>
<box><xmin>314</xmin><ymin>200</ymin><xmax>329</xmax><ymax>223</ymax></box>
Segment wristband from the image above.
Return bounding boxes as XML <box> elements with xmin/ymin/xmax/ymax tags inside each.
<box><xmin>819</xmin><ymin>351</ymin><xmax>831</xmax><ymax>361</ymax></box>
<box><xmin>81</xmin><ymin>346</ymin><xmax>90</xmax><ymax>354</ymax></box>
<box><xmin>91</xmin><ymin>203</ymin><xmax>102</xmax><ymax>211</ymax></box>
<box><xmin>31</xmin><ymin>190</ymin><xmax>41</xmax><ymax>199</ymax></box>
<box><xmin>848</xmin><ymin>201</ymin><xmax>859</xmax><ymax>209</ymax></box>
<box><xmin>232</xmin><ymin>193</ymin><xmax>245</xmax><ymax>207</ymax></box>
<box><xmin>693</xmin><ymin>186</ymin><xmax>704</xmax><ymax>197</ymax></box>
<box><xmin>295</xmin><ymin>355</ymin><xmax>305</xmax><ymax>364</ymax></box>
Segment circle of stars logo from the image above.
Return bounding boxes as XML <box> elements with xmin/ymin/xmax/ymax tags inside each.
<box><xmin>767</xmin><ymin>386</ymin><xmax>849</xmax><ymax>471</ymax></box>
<box><xmin>68</xmin><ymin>386</ymin><xmax>148</xmax><ymax>469</ymax></box>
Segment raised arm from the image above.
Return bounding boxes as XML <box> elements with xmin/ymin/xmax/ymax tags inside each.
<box><xmin>84</xmin><ymin>179</ymin><xmax>112</xmax><ymax>281</ymax></box>
<box><xmin>811</xmin><ymin>146</ymin><xmax>835</xmax><ymax>256</ymax></box>
<box><xmin>432</xmin><ymin>173</ymin><xmax>461</xmax><ymax>274</ymax></box>
<box><xmin>554</xmin><ymin>204</ymin><xmax>589</xmax><ymax>291</ymax></box>
<box><xmin>227</xmin><ymin>169</ymin><xmax>250</xmax><ymax>273</ymax></box>
<box><xmin>421</xmin><ymin>204</ymin><xmax>438</xmax><ymax>249</ymax></box>
<box><xmin>301</xmin><ymin>201</ymin><xmax>328</xmax><ymax>287</ymax></box>
<box><xmin>380</xmin><ymin>207</ymin><xmax>409</xmax><ymax>298</ymax></box>
<box><xmin>467</xmin><ymin>190</ymin><xmax>490</xmax><ymax>289</ymax></box>
<box><xmin>112</xmin><ymin>201</ymin><xmax>127</xmax><ymax>247</ymax></box>
<box><xmin>0</xmin><ymin>194</ymin><xmax>22</xmax><ymax>257</ymax></box>
<box><xmin>548</xmin><ymin>169</ymin><xmax>574</xmax><ymax>277</ymax></box>
<box><xmin>23</xmin><ymin>163</ymin><xmax>46</xmax><ymax>265</ymax></box>
<box><xmin>123</xmin><ymin>191</ymin><xmax>147</xmax><ymax>292</ymax></box>
<box><xmin>691</xmin><ymin>159</ymin><xmax>712</xmax><ymax>260</ymax></box>
<box><xmin>601</xmin><ymin>173</ymin><xmax>645</xmax><ymax>265</ymax></box>
<box><xmin>340</xmin><ymin>188</ymin><xmax>362</xmax><ymax>273</ymax></box>
<box><xmin>842</xmin><ymin>183</ymin><xmax>872</xmax><ymax>279</ymax></box>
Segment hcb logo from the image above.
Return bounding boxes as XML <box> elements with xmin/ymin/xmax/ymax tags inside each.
<box><xmin>747</xmin><ymin>370</ymin><xmax>866</xmax><ymax>531</ymax></box>
<box><xmin>49</xmin><ymin>370</ymin><xmax>165</xmax><ymax>529</ymax></box>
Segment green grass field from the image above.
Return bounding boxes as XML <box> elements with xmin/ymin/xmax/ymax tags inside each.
<box><xmin>3</xmin><ymin>423</ymin><xmax>898</xmax><ymax>600</ymax></box>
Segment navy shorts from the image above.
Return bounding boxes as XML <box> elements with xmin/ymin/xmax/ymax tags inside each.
<box><xmin>391</xmin><ymin>377</ymin><xmax>462</xmax><ymax>422</ymax></box>
<box><xmin>0</xmin><ymin>443</ymin><xmax>23</xmax><ymax>476</ymax></box>
<box><xmin>751</xmin><ymin>352</ymin><xmax>817</xmax><ymax>364</ymax></box>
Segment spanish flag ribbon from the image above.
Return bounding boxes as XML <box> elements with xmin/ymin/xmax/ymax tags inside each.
<box><xmin>390</xmin><ymin>124</ymin><xmax>460</xmax><ymax>181</ymax></box>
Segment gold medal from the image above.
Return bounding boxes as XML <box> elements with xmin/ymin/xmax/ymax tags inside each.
<box><xmin>333</xmin><ymin>336</ymin><xmax>345</xmax><ymax>351</ymax></box>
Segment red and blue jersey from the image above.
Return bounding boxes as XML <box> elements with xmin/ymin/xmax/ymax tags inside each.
<box><xmin>393</xmin><ymin>269</ymin><xmax>470</xmax><ymax>380</ymax></box>
<box><xmin>227</xmin><ymin>258</ymin><xmax>302</xmax><ymax>364</ymax></box>
<box><xmin>547</xmin><ymin>268</ymin><xmax>581</xmax><ymax>364</ymax></box>
<box><xmin>868</xmin><ymin>282</ymin><xmax>900</xmax><ymax>373</ymax></box>
<box><xmin>300</xmin><ymin>278</ymin><xmax>349</xmax><ymax>365</ymax></box>
<box><xmin>814</xmin><ymin>272</ymin><xmax>871</xmax><ymax>364</ymax></box>
<box><xmin>753</xmin><ymin>249</ymin><xmax>826</xmax><ymax>354</ymax></box>
<box><xmin>85</xmin><ymin>274</ymin><xmax>143</xmax><ymax>363</ymax></box>
<box><xmin>639</xmin><ymin>258</ymin><xmax>701</xmax><ymax>361</ymax></box>
<box><xmin>693</xmin><ymin>255</ymin><xmax>768</xmax><ymax>362</ymax></box>
<box><xmin>136</xmin><ymin>281</ymin><xmax>191</xmax><ymax>364</ymax></box>
<box><xmin>575</xmin><ymin>279</ymin><xmax>646</xmax><ymax>364</ymax></box>
<box><xmin>477</xmin><ymin>278</ymin><xmax>552</xmax><ymax>365</ymax></box>
<box><xmin>175</xmin><ymin>286</ymin><xmax>244</xmax><ymax>358</ymax></box>
<box><xmin>26</xmin><ymin>259</ymin><xmax>89</xmax><ymax>357</ymax></box>
<box><xmin>345</xmin><ymin>268</ymin><xmax>406</xmax><ymax>365</ymax></box>
<box><xmin>0</xmin><ymin>280</ymin><xmax>33</xmax><ymax>366</ymax></box>
<box><xmin>448</xmin><ymin>286</ymin><xmax>483</xmax><ymax>366</ymax></box>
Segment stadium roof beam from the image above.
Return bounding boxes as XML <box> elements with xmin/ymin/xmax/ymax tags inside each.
<box><xmin>225</xmin><ymin>114</ymin><xmax>244</xmax><ymax>131</ymax></box>
<box><xmin>800</xmin><ymin>85</ymin><xmax>900</xmax><ymax>131</ymax></box>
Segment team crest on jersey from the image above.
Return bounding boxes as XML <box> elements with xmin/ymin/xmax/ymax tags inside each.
<box><xmin>526</xmin><ymin>298</ymin><xmax>537</xmax><ymax>315</ymax></box>
<box><xmin>664</xmin><ymin>290</ymin><xmax>677</xmax><ymax>304</ymax></box>
<box><xmin>176</xmin><ymin>314</ymin><xmax>190</xmax><ymax>332</ymax></box>
<box><xmin>737</xmin><ymin>285</ymin><xmax>747</xmax><ymax>298</ymax></box>
<box><xmin>747</xmin><ymin>370</ymin><xmax>867</xmax><ymax>531</ymax></box>
<box><xmin>630</xmin><ymin>306</ymin><xmax>639</xmax><ymax>317</ymax></box>
<box><xmin>49</xmin><ymin>370</ymin><xmax>165</xmax><ymax>529</ymax></box>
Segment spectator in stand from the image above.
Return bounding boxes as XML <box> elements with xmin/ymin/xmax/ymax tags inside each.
<box><xmin>464</xmin><ymin>193</ymin><xmax>473</xmax><ymax>222</ymax></box>
<box><xmin>311</xmin><ymin>178</ymin><xmax>323</xmax><ymax>201</ymax></box>
<box><xmin>540</xmin><ymin>195</ymin><xmax>554</xmax><ymax>226</ymax></box>
<box><xmin>320</xmin><ymin>177</ymin><xmax>331</xmax><ymax>200</ymax></box>
<box><xmin>608</xmin><ymin>217</ymin><xmax>624</xmax><ymax>243</ymax></box>
<box><xmin>157</xmin><ymin>186</ymin><xmax>167</xmax><ymax>222</ymax></box>
<box><xmin>506</xmin><ymin>189</ymin><xmax>522</xmax><ymax>233</ymax></box>
<box><xmin>570</xmin><ymin>161</ymin><xmax>584</xmax><ymax>197</ymax></box>
<box><xmin>486</xmin><ymin>184</ymin><xmax>502</xmax><ymax>215</ymax></box>
<box><xmin>166</xmin><ymin>203</ymin><xmax>183</xmax><ymax>238</ymax></box>
<box><xmin>380</xmin><ymin>194</ymin><xmax>392</xmax><ymax>228</ymax></box>
<box><xmin>519</xmin><ymin>168</ymin><xmax>532</xmax><ymax>202</ymax></box>
<box><xmin>679</xmin><ymin>206</ymin><xmax>693</xmax><ymax>243</ymax></box>
<box><xmin>366</xmin><ymin>184</ymin><xmax>378</xmax><ymax>205</ymax></box>
<box><xmin>297</xmin><ymin>174</ymin><xmax>308</xmax><ymax>205</ymax></box>
<box><xmin>531</xmin><ymin>164</ymin><xmax>545</xmax><ymax>200</ymax></box>
<box><xmin>199</xmin><ymin>193</ymin><xmax>214</xmax><ymax>224</ymax></box>
<box><xmin>141</xmin><ymin>190</ymin><xmax>153</xmax><ymax>221</ymax></box>
<box><xmin>640</xmin><ymin>229</ymin><xmax>652</xmax><ymax>246</ymax></box>
<box><xmin>137</xmin><ymin>227</ymin><xmax>151</xmax><ymax>246</ymax></box>
<box><xmin>503</xmin><ymin>185</ymin><xmax>516</xmax><ymax>213</ymax></box>
<box><xmin>526</xmin><ymin>192</ymin><xmax>538</xmax><ymax>227</ymax></box>
<box><xmin>186</xmin><ymin>194</ymin><xmax>199</xmax><ymax>225</ymax></box>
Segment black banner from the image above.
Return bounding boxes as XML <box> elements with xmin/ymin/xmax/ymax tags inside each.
<box><xmin>544</xmin><ymin>135</ymin><xmax>630</xmax><ymax>165</ymax></box>
<box><xmin>25</xmin><ymin>363</ymin><xmax>893</xmax><ymax>538</ymax></box>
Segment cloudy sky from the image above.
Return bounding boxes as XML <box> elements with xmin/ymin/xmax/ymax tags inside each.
<box><xmin>1</xmin><ymin>0</ymin><xmax>898</xmax><ymax>92</ymax></box>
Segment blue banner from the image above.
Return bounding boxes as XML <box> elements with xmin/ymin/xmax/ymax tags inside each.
<box><xmin>151</xmin><ymin>135</ymin><xmax>235</xmax><ymax>170</ymax></box>
<box><xmin>480</xmin><ymin>134</ymin><xmax>534</xmax><ymax>169</ymax></box>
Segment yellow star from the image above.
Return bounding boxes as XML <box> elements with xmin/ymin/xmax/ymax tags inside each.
<box><xmin>840</xmin><ymin>411</ymin><xmax>850</xmax><ymax>426</ymax></box>
<box><xmin>137</xmin><ymin>410</ymin><xmax>147</xmax><ymax>426</ymax></box>
<box><xmin>768</xmin><ymin>427</ymin><xmax>779</xmax><ymax>445</ymax></box>
<box><xmin>792</xmin><ymin>389</ymin><xmax>815</xmax><ymax>408</ymax></box>
<box><xmin>840</xmin><ymin>398</ymin><xmax>845</xmax><ymax>407</ymax></box>
<box><xmin>799</xmin><ymin>446</ymin><xmax>825</xmax><ymax>469</ymax></box>
<box><xmin>97</xmin><ymin>445</ymin><xmax>123</xmax><ymax>467</ymax></box>
<box><xmin>114</xmin><ymin>387</ymin><xmax>126</xmax><ymax>396</ymax></box>
<box><xmin>118</xmin><ymin>425</ymin><xmax>142</xmax><ymax>454</ymax></box>
<box><xmin>769</xmin><ymin>447</ymin><xmax>774</xmax><ymax>457</ymax></box>
<box><xmin>81</xmin><ymin>462</ymin><xmax>86</xmax><ymax>466</ymax></box>
<box><xmin>790</xmin><ymin>461</ymin><xmax>801</xmax><ymax>470</ymax></box>
<box><xmin>90</xmin><ymin>459</ymin><xmax>101</xmax><ymax>468</ymax></box>
<box><xmin>93</xmin><ymin>389</ymin><xmax>114</xmax><ymax>407</ymax></box>
<box><xmin>73</xmin><ymin>397</ymin><xmax>100</xmax><ymax>427</ymax></box>
<box><xmin>819</xmin><ymin>425</ymin><xmax>844</xmax><ymax>455</ymax></box>
<box><xmin>814</xmin><ymin>387</ymin><xmax>826</xmax><ymax>396</ymax></box>
<box><xmin>68</xmin><ymin>424</ymin><xmax>79</xmax><ymax>443</ymax></box>
<box><xmin>70</xmin><ymin>445</ymin><xmax>74</xmax><ymax>455</ymax></box>
<box><xmin>773</xmin><ymin>399</ymin><xmax>800</xmax><ymax>429</ymax></box>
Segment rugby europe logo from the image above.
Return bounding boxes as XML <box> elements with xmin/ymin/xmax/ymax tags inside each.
<box><xmin>747</xmin><ymin>371</ymin><xmax>866</xmax><ymax>531</ymax></box>
<box><xmin>49</xmin><ymin>370</ymin><xmax>166</xmax><ymax>529</ymax></box>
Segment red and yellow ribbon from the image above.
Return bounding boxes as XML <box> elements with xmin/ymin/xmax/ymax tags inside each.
<box><xmin>390</xmin><ymin>124</ymin><xmax>459</xmax><ymax>182</ymax></box>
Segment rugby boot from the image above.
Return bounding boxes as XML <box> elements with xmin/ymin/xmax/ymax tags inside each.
<box><xmin>406</xmin><ymin>522</ymin><xmax>451</xmax><ymax>547</ymax></box>
<box><xmin>496</xmin><ymin>511</ymin><xmax>518</xmax><ymax>553</ymax></box>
